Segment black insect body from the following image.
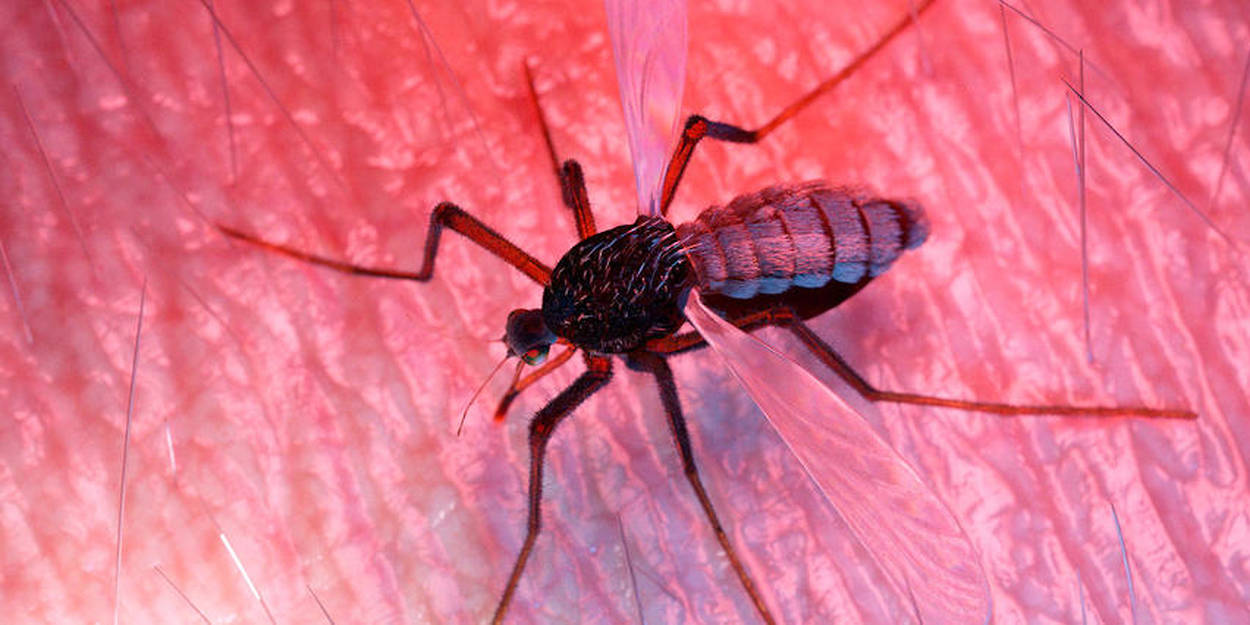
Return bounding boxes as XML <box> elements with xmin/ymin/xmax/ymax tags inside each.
<box><xmin>514</xmin><ymin>181</ymin><xmax>927</xmax><ymax>361</ymax></box>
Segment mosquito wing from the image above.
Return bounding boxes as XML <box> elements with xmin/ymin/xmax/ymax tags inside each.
<box><xmin>604</xmin><ymin>0</ymin><xmax>687</xmax><ymax>217</ymax></box>
<box><xmin>684</xmin><ymin>292</ymin><xmax>991</xmax><ymax>623</ymax></box>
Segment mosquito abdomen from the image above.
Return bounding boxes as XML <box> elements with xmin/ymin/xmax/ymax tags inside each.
<box><xmin>676</xmin><ymin>181</ymin><xmax>929</xmax><ymax>299</ymax></box>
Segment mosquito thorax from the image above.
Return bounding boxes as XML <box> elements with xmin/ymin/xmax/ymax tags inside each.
<box><xmin>541</xmin><ymin>217</ymin><xmax>692</xmax><ymax>354</ymax></box>
<box><xmin>504</xmin><ymin>309</ymin><xmax>556</xmax><ymax>365</ymax></box>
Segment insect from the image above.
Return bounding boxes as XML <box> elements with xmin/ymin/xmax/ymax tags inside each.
<box><xmin>215</xmin><ymin>0</ymin><xmax>1196</xmax><ymax>622</ymax></box>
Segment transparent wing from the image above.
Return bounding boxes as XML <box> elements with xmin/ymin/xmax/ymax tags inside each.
<box><xmin>684</xmin><ymin>292</ymin><xmax>992</xmax><ymax>623</ymax></box>
<box><xmin>604</xmin><ymin>0</ymin><xmax>687</xmax><ymax>217</ymax></box>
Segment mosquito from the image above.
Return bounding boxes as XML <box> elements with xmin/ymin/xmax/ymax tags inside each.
<box><xmin>218</xmin><ymin>0</ymin><xmax>1194</xmax><ymax>622</ymax></box>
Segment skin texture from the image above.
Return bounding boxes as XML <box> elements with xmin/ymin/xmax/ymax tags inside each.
<box><xmin>2</xmin><ymin>0</ymin><xmax>1248</xmax><ymax>623</ymax></box>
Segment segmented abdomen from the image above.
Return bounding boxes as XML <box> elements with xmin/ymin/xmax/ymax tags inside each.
<box><xmin>675</xmin><ymin>181</ymin><xmax>928</xmax><ymax>299</ymax></box>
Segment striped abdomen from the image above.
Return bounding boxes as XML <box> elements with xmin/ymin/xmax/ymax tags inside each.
<box><xmin>675</xmin><ymin>181</ymin><xmax>929</xmax><ymax>299</ymax></box>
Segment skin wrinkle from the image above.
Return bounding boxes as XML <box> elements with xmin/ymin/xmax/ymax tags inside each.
<box><xmin>1</xmin><ymin>0</ymin><xmax>1248</xmax><ymax>624</ymax></box>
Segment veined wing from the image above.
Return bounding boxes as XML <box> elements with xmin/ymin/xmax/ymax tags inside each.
<box><xmin>684</xmin><ymin>292</ymin><xmax>992</xmax><ymax>623</ymax></box>
<box><xmin>604</xmin><ymin>0</ymin><xmax>687</xmax><ymax>217</ymax></box>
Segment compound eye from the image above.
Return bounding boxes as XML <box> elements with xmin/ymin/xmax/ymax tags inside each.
<box><xmin>521</xmin><ymin>346</ymin><xmax>550</xmax><ymax>366</ymax></box>
<box><xmin>505</xmin><ymin>309</ymin><xmax>556</xmax><ymax>363</ymax></box>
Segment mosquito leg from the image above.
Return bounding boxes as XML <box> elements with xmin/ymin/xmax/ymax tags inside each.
<box><xmin>492</xmin><ymin>354</ymin><xmax>613</xmax><ymax>625</ymax></box>
<box><xmin>645</xmin><ymin>308</ymin><xmax>779</xmax><ymax>355</ymax></box>
<box><xmin>648</xmin><ymin>306</ymin><xmax>1194</xmax><ymax>419</ymax></box>
<box><xmin>219</xmin><ymin>201</ymin><xmax>552</xmax><ymax>286</ymax></box>
<box><xmin>558</xmin><ymin>160</ymin><xmax>596</xmax><ymax>239</ymax></box>
<box><xmin>493</xmin><ymin>343</ymin><xmax>579</xmax><ymax>422</ymax></box>
<box><xmin>523</xmin><ymin>61</ymin><xmax>597</xmax><ymax>238</ymax></box>
<box><xmin>630</xmin><ymin>351</ymin><xmax>778</xmax><ymax>625</ymax></box>
<box><xmin>768</xmin><ymin>307</ymin><xmax>1196</xmax><ymax>419</ymax></box>
<box><xmin>659</xmin><ymin>0</ymin><xmax>939</xmax><ymax>214</ymax></box>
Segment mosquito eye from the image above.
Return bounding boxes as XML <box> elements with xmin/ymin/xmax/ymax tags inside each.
<box><xmin>522</xmin><ymin>346</ymin><xmax>549</xmax><ymax>366</ymax></box>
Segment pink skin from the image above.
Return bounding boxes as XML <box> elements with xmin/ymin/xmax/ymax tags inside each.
<box><xmin>2</xmin><ymin>1</ymin><xmax>1247</xmax><ymax>623</ymax></box>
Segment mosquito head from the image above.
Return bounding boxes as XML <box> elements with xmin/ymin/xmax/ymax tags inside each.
<box><xmin>504</xmin><ymin>308</ymin><xmax>557</xmax><ymax>365</ymax></box>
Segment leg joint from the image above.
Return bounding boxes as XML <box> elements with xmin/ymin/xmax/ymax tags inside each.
<box><xmin>431</xmin><ymin>201</ymin><xmax>461</xmax><ymax>222</ymax></box>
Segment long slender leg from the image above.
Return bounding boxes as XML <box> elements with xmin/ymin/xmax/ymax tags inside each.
<box><xmin>219</xmin><ymin>201</ymin><xmax>552</xmax><ymax>286</ymax></box>
<box><xmin>648</xmin><ymin>306</ymin><xmax>1195</xmax><ymax>419</ymax></box>
<box><xmin>659</xmin><ymin>0</ymin><xmax>938</xmax><ymax>214</ymax></box>
<box><xmin>492</xmin><ymin>355</ymin><xmax>613</xmax><ymax>625</ymax></box>
<box><xmin>558</xmin><ymin>160</ymin><xmax>596</xmax><ymax>238</ymax></box>
<box><xmin>773</xmin><ymin>308</ymin><xmax>1196</xmax><ymax>419</ymax></box>
<box><xmin>630</xmin><ymin>351</ymin><xmax>778</xmax><ymax>625</ymax></box>
<box><xmin>523</xmin><ymin>62</ymin><xmax>597</xmax><ymax>238</ymax></box>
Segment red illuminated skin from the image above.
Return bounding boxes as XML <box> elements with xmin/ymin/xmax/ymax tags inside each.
<box><xmin>2</xmin><ymin>1</ymin><xmax>1247</xmax><ymax>624</ymax></box>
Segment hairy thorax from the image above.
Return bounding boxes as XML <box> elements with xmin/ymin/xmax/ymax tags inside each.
<box><xmin>542</xmin><ymin>218</ymin><xmax>693</xmax><ymax>354</ymax></box>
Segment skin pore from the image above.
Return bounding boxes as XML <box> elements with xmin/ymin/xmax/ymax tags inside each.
<box><xmin>2</xmin><ymin>0</ymin><xmax>1247</xmax><ymax>623</ymax></box>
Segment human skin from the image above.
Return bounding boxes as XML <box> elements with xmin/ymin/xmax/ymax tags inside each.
<box><xmin>2</xmin><ymin>0</ymin><xmax>1247</xmax><ymax>624</ymax></box>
